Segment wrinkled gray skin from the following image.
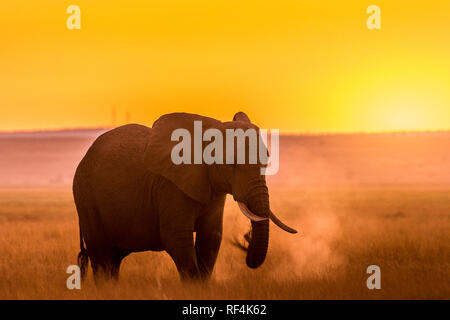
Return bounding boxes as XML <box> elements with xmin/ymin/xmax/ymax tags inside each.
<box><xmin>73</xmin><ymin>112</ymin><xmax>295</xmax><ymax>281</ymax></box>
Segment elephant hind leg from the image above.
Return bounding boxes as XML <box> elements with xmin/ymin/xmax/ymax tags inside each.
<box><xmin>110</xmin><ymin>247</ymin><xmax>130</xmax><ymax>280</ymax></box>
<box><xmin>90</xmin><ymin>258</ymin><xmax>111</xmax><ymax>283</ymax></box>
<box><xmin>90</xmin><ymin>247</ymin><xmax>130</xmax><ymax>283</ymax></box>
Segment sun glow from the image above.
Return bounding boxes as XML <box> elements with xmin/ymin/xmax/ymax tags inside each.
<box><xmin>346</xmin><ymin>83</ymin><xmax>447</xmax><ymax>133</ymax></box>
<box><xmin>373</xmin><ymin>94</ymin><xmax>435</xmax><ymax>132</ymax></box>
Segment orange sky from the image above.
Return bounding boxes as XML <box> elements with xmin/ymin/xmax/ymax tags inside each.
<box><xmin>1</xmin><ymin>1</ymin><xmax>450</xmax><ymax>133</ymax></box>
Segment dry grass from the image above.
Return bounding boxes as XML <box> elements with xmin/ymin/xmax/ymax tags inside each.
<box><xmin>0</xmin><ymin>187</ymin><xmax>449</xmax><ymax>299</ymax></box>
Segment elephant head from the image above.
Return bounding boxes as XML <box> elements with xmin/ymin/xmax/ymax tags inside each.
<box><xmin>145</xmin><ymin>112</ymin><xmax>297</xmax><ymax>269</ymax></box>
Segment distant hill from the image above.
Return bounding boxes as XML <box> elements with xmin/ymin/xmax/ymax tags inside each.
<box><xmin>0</xmin><ymin>128</ymin><xmax>110</xmax><ymax>138</ymax></box>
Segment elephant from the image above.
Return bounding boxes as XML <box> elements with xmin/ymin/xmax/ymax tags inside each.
<box><xmin>73</xmin><ymin>111</ymin><xmax>297</xmax><ymax>282</ymax></box>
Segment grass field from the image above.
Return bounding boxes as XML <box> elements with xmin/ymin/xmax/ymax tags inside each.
<box><xmin>1</xmin><ymin>186</ymin><xmax>448</xmax><ymax>299</ymax></box>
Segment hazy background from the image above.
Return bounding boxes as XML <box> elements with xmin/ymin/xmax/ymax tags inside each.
<box><xmin>1</xmin><ymin>130</ymin><xmax>449</xmax><ymax>188</ymax></box>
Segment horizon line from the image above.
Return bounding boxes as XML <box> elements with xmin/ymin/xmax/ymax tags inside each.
<box><xmin>1</xmin><ymin>125</ymin><xmax>450</xmax><ymax>136</ymax></box>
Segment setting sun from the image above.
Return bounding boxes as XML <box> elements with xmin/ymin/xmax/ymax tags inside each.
<box><xmin>373</xmin><ymin>94</ymin><xmax>437</xmax><ymax>132</ymax></box>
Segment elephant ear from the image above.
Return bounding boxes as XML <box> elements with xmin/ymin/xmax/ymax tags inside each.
<box><xmin>144</xmin><ymin>113</ymin><xmax>223</xmax><ymax>204</ymax></box>
<box><xmin>233</xmin><ymin>112</ymin><xmax>251</xmax><ymax>123</ymax></box>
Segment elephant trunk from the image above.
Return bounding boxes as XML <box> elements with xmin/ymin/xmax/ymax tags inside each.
<box><xmin>246</xmin><ymin>219</ymin><xmax>269</xmax><ymax>268</ymax></box>
<box><xmin>245</xmin><ymin>179</ymin><xmax>270</xmax><ymax>269</ymax></box>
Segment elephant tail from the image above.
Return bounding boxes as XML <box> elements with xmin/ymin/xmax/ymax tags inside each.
<box><xmin>77</xmin><ymin>228</ymin><xmax>89</xmax><ymax>279</ymax></box>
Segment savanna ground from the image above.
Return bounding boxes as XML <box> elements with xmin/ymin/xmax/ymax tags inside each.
<box><xmin>1</xmin><ymin>186</ymin><xmax>448</xmax><ymax>299</ymax></box>
<box><xmin>1</xmin><ymin>132</ymin><xmax>449</xmax><ymax>299</ymax></box>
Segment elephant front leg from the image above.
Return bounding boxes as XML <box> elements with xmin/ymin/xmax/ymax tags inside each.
<box><xmin>158</xmin><ymin>184</ymin><xmax>206</xmax><ymax>281</ymax></box>
<box><xmin>162</xmin><ymin>229</ymin><xmax>203</xmax><ymax>281</ymax></box>
<box><xmin>195</xmin><ymin>228</ymin><xmax>222</xmax><ymax>278</ymax></box>
<box><xmin>163</xmin><ymin>223</ymin><xmax>221</xmax><ymax>281</ymax></box>
<box><xmin>195</xmin><ymin>196</ymin><xmax>225</xmax><ymax>278</ymax></box>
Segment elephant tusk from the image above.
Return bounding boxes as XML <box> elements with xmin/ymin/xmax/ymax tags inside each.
<box><xmin>237</xmin><ymin>202</ymin><xmax>298</xmax><ymax>234</ymax></box>
<box><xmin>269</xmin><ymin>211</ymin><xmax>298</xmax><ymax>234</ymax></box>
<box><xmin>237</xmin><ymin>202</ymin><xmax>269</xmax><ymax>222</ymax></box>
